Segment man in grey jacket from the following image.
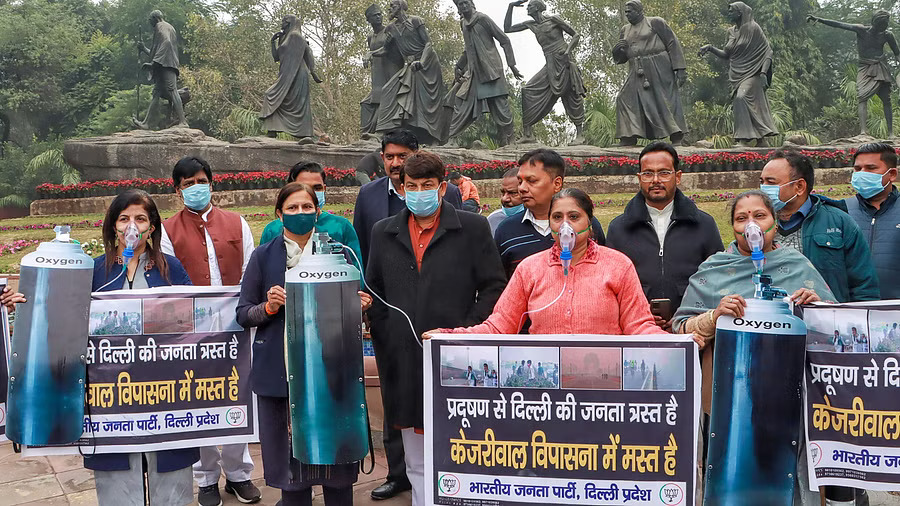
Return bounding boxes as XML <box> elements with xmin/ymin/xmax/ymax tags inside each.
<box><xmin>845</xmin><ymin>142</ymin><xmax>900</xmax><ymax>300</ymax></box>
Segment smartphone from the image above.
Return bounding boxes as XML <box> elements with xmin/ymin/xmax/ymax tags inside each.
<box><xmin>650</xmin><ymin>298</ymin><xmax>673</xmax><ymax>322</ymax></box>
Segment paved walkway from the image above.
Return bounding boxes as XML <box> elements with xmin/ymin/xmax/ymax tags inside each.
<box><xmin>0</xmin><ymin>441</ymin><xmax>409</xmax><ymax>506</ymax></box>
<box><xmin>5</xmin><ymin>439</ymin><xmax>900</xmax><ymax>505</ymax></box>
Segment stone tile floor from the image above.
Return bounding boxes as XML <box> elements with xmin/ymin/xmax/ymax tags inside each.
<box><xmin>3</xmin><ymin>439</ymin><xmax>900</xmax><ymax>505</ymax></box>
<box><xmin>0</xmin><ymin>441</ymin><xmax>409</xmax><ymax>505</ymax></box>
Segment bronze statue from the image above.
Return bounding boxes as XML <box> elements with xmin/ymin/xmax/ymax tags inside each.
<box><xmin>504</xmin><ymin>0</ymin><xmax>586</xmax><ymax>145</ymax></box>
<box><xmin>361</xmin><ymin>4</ymin><xmax>401</xmax><ymax>138</ymax></box>
<box><xmin>133</xmin><ymin>10</ymin><xmax>188</xmax><ymax>130</ymax></box>
<box><xmin>700</xmin><ymin>2</ymin><xmax>777</xmax><ymax>147</ymax></box>
<box><xmin>613</xmin><ymin>0</ymin><xmax>687</xmax><ymax>146</ymax></box>
<box><xmin>374</xmin><ymin>0</ymin><xmax>447</xmax><ymax>145</ymax></box>
<box><xmin>808</xmin><ymin>10</ymin><xmax>899</xmax><ymax>138</ymax></box>
<box><xmin>260</xmin><ymin>15</ymin><xmax>323</xmax><ymax>144</ymax></box>
<box><xmin>448</xmin><ymin>0</ymin><xmax>523</xmax><ymax>147</ymax></box>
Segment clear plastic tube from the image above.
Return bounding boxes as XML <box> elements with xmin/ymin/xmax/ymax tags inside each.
<box><xmin>518</xmin><ymin>277</ymin><xmax>567</xmax><ymax>333</ymax></box>
<box><xmin>558</xmin><ymin>222</ymin><xmax>576</xmax><ymax>275</ymax></box>
<box><xmin>341</xmin><ymin>245</ymin><xmax>422</xmax><ymax>349</ymax></box>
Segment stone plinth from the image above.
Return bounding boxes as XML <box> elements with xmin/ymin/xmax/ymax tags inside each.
<box><xmin>30</xmin><ymin>168</ymin><xmax>852</xmax><ymax>216</ymax></box>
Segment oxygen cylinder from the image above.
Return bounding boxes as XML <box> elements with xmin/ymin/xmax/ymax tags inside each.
<box><xmin>703</xmin><ymin>285</ymin><xmax>807</xmax><ymax>506</ymax></box>
<box><xmin>285</xmin><ymin>233</ymin><xmax>368</xmax><ymax>465</ymax></box>
<box><xmin>7</xmin><ymin>226</ymin><xmax>93</xmax><ymax>445</ymax></box>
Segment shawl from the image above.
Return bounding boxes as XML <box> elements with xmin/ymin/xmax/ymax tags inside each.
<box><xmin>260</xmin><ymin>16</ymin><xmax>309</xmax><ymax>117</ymax></box>
<box><xmin>672</xmin><ymin>241</ymin><xmax>836</xmax><ymax>331</ymax></box>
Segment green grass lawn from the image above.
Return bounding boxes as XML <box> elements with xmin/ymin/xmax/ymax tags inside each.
<box><xmin>0</xmin><ymin>186</ymin><xmax>855</xmax><ymax>274</ymax></box>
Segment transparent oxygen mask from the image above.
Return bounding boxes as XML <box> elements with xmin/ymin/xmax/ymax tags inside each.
<box><xmin>744</xmin><ymin>220</ymin><xmax>765</xmax><ymax>274</ymax></box>
<box><xmin>122</xmin><ymin>222</ymin><xmax>141</xmax><ymax>263</ymax></box>
<box><xmin>558</xmin><ymin>221</ymin><xmax>576</xmax><ymax>275</ymax></box>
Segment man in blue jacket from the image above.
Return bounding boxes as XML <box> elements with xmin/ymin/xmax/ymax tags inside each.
<box><xmin>760</xmin><ymin>149</ymin><xmax>880</xmax><ymax>303</ymax></box>
<box><xmin>845</xmin><ymin>142</ymin><xmax>900</xmax><ymax>299</ymax></box>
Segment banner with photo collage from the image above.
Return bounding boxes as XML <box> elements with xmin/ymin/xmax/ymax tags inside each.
<box><xmin>803</xmin><ymin>301</ymin><xmax>900</xmax><ymax>491</ymax></box>
<box><xmin>0</xmin><ymin>278</ymin><xmax>8</xmax><ymax>442</ymax></box>
<box><xmin>24</xmin><ymin>285</ymin><xmax>258</xmax><ymax>455</ymax></box>
<box><xmin>425</xmin><ymin>334</ymin><xmax>700</xmax><ymax>506</ymax></box>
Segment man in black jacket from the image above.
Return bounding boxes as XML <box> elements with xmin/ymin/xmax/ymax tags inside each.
<box><xmin>606</xmin><ymin>141</ymin><xmax>723</xmax><ymax>329</ymax></box>
<box><xmin>366</xmin><ymin>151</ymin><xmax>506</xmax><ymax>506</ymax></box>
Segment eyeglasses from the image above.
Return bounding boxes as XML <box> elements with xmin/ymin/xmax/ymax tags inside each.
<box><xmin>638</xmin><ymin>170</ymin><xmax>675</xmax><ymax>182</ymax></box>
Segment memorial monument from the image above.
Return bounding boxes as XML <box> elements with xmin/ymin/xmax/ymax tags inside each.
<box><xmin>133</xmin><ymin>10</ymin><xmax>189</xmax><ymax>130</ymax></box>
<box><xmin>374</xmin><ymin>0</ymin><xmax>447</xmax><ymax>145</ymax></box>
<box><xmin>447</xmin><ymin>0</ymin><xmax>523</xmax><ymax>147</ymax></box>
<box><xmin>504</xmin><ymin>0</ymin><xmax>586</xmax><ymax>145</ymax></box>
<box><xmin>700</xmin><ymin>1</ymin><xmax>778</xmax><ymax>147</ymax></box>
<box><xmin>808</xmin><ymin>10</ymin><xmax>899</xmax><ymax>139</ymax></box>
<box><xmin>613</xmin><ymin>0</ymin><xmax>687</xmax><ymax>146</ymax></box>
<box><xmin>260</xmin><ymin>15</ymin><xmax>323</xmax><ymax>144</ymax></box>
<box><xmin>361</xmin><ymin>4</ymin><xmax>401</xmax><ymax>138</ymax></box>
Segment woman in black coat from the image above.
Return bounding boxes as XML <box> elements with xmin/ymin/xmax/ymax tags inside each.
<box><xmin>237</xmin><ymin>182</ymin><xmax>372</xmax><ymax>506</ymax></box>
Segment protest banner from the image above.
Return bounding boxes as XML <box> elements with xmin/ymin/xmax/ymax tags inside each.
<box><xmin>24</xmin><ymin>285</ymin><xmax>257</xmax><ymax>455</ymax></box>
<box><xmin>0</xmin><ymin>278</ymin><xmax>8</xmax><ymax>441</ymax></box>
<box><xmin>803</xmin><ymin>301</ymin><xmax>900</xmax><ymax>491</ymax></box>
<box><xmin>425</xmin><ymin>334</ymin><xmax>700</xmax><ymax>506</ymax></box>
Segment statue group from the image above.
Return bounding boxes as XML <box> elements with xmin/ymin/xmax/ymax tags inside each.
<box><xmin>136</xmin><ymin>2</ymin><xmax>900</xmax><ymax>148</ymax></box>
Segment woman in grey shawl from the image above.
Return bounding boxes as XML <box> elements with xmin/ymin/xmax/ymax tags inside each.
<box><xmin>672</xmin><ymin>190</ymin><xmax>834</xmax><ymax>505</ymax></box>
<box><xmin>260</xmin><ymin>15</ymin><xmax>323</xmax><ymax>144</ymax></box>
<box><xmin>700</xmin><ymin>2</ymin><xmax>778</xmax><ymax>147</ymax></box>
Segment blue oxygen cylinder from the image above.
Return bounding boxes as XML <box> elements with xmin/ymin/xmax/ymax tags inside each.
<box><xmin>7</xmin><ymin>226</ymin><xmax>93</xmax><ymax>445</ymax></box>
<box><xmin>703</xmin><ymin>275</ymin><xmax>807</xmax><ymax>505</ymax></box>
<box><xmin>285</xmin><ymin>233</ymin><xmax>368</xmax><ymax>465</ymax></box>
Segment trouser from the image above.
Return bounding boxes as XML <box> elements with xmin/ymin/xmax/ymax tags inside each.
<box><xmin>193</xmin><ymin>443</ymin><xmax>254</xmax><ymax>487</ymax></box>
<box><xmin>94</xmin><ymin>452</ymin><xmax>193</xmax><ymax>506</ymax></box>
<box><xmin>401</xmin><ymin>428</ymin><xmax>425</xmax><ymax>506</ymax></box>
<box><xmin>384</xmin><ymin>421</ymin><xmax>410</xmax><ymax>485</ymax></box>
<box><xmin>462</xmin><ymin>199</ymin><xmax>479</xmax><ymax>213</ymax></box>
<box><xmin>281</xmin><ymin>486</ymin><xmax>353</xmax><ymax>506</ymax></box>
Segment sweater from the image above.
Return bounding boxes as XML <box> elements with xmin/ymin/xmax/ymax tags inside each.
<box><xmin>494</xmin><ymin>209</ymin><xmax>606</xmax><ymax>279</ymax></box>
<box><xmin>447</xmin><ymin>241</ymin><xmax>661</xmax><ymax>335</ymax></box>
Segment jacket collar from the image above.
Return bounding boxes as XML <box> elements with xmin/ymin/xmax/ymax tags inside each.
<box><xmin>856</xmin><ymin>186</ymin><xmax>899</xmax><ymax>215</ymax></box>
<box><xmin>806</xmin><ymin>193</ymin><xmax>849</xmax><ymax>221</ymax></box>
<box><xmin>384</xmin><ymin>201</ymin><xmax>462</xmax><ymax>255</ymax></box>
<box><xmin>620</xmin><ymin>188</ymin><xmax>698</xmax><ymax>226</ymax></box>
<box><xmin>547</xmin><ymin>240</ymin><xmax>602</xmax><ymax>266</ymax></box>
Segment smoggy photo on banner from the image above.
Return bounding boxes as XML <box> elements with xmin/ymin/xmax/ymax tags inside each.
<box><xmin>803</xmin><ymin>303</ymin><xmax>900</xmax><ymax>491</ymax></box>
<box><xmin>25</xmin><ymin>286</ymin><xmax>258</xmax><ymax>455</ymax></box>
<box><xmin>425</xmin><ymin>334</ymin><xmax>701</xmax><ymax>506</ymax></box>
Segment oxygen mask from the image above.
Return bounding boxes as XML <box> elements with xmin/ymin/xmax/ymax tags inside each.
<box><xmin>122</xmin><ymin>222</ymin><xmax>141</xmax><ymax>264</ymax></box>
<box><xmin>558</xmin><ymin>221</ymin><xmax>576</xmax><ymax>275</ymax></box>
<box><xmin>744</xmin><ymin>220</ymin><xmax>765</xmax><ymax>274</ymax></box>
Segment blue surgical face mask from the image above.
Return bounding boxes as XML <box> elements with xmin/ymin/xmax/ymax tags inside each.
<box><xmin>282</xmin><ymin>212</ymin><xmax>316</xmax><ymax>235</ymax></box>
<box><xmin>851</xmin><ymin>170</ymin><xmax>890</xmax><ymax>199</ymax></box>
<box><xmin>502</xmin><ymin>203</ymin><xmax>525</xmax><ymax>216</ymax></box>
<box><xmin>181</xmin><ymin>183</ymin><xmax>212</xmax><ymax>211</ymax></box>
<box><xmin>315</xmin><ymin>190</ymin><xmax>326</xmax><ymax>207</ymax></box>
<box><xmin>760</xmin><ymin>179</ymin><xmax>800</xmax><ymax>211</ymax></box>
<box><xmin>405</xmin><ymin>189</ymin><xmax>441</xmax><ymax>217</ymax></box>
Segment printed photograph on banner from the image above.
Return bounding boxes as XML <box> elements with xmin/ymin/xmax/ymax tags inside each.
<box><xmin>868</xmin><ymin>310</ymin><xmax>900</xmax><ymax>352</ymax></box>
<box><xmin>559</xmin><ymin>346</ymin><xmax>622</xmax><ymax>390</ymax></box>
<box><xmin>193</xmin><ymin>297</ymin><xmax>242</xmax><ymax>333</ymax></box>
<box><xmin>440</xmin><ymin>345</ymin><xmax>499</xmax><ymax>387</ymax></box>
<box><xmin>499</xmin><ymin>346</ymin><xmax>559</xmax><ymax>389</ymax></box>
<box><xmin>142</xmin><ymin>297</ymin><xmax>193</xmax><ymax>334</ymax></box>
<box><xmin>805</xmin><ymin>307</ymin><xmax>869</xmax><ymax>353</ymax></box>
<box><xmin>622</xmin><ymin>347</ymin><xmax>685</xmax><ymax>391</ymax></box>
<box><xmin>89</xmin><ymin>299</ymin><xmax>142</xmax><ymax>336</ymax></box>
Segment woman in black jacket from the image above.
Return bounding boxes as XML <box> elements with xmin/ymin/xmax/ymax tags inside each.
<box><xmin>237</xmin><ymin>182</ymin><xmax>372</xmax><ymax>506</ymax></box>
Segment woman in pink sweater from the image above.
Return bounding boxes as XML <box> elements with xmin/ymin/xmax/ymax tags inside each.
<box><xmin>437</xmin><ymin>188</ymin><xmax>662</xmax><ymax>336</ymax></box>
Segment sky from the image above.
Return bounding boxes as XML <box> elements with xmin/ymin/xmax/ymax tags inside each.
<box><xmin>438</xmin><ymin>0</ymin><xmax>545</xmax><ymax>80</ymax></box>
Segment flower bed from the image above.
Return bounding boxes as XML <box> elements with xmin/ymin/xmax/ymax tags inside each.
<box><xmin>33</xmin><ymin>148</ymin><xmax>860</xmax><ymax>200</ymax></box>
<box><xmin>0</xmin><ymin>239</ymin><xmax>41</xmax><ymax>258</ymax></box>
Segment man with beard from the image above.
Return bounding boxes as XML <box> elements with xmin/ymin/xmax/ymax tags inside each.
<box><xmin>607</xmin><ymin>142</ymin><xmax>723</xmax><ymax>330</ymax></box>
